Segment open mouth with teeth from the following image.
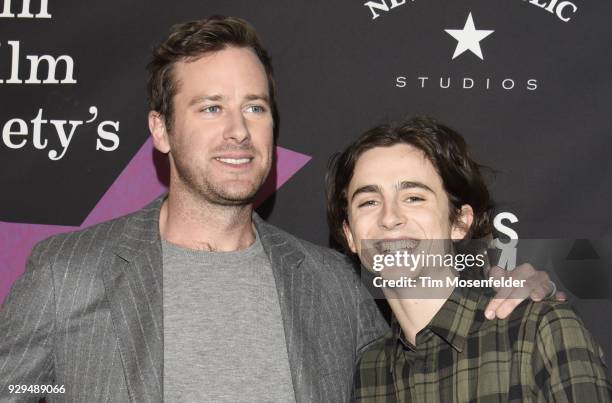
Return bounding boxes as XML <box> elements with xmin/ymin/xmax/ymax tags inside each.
<box><xmin>375</xmin><ymin>238</ymin><xmax>421</xmax><ymax>255</ymax></box>
<box><xmin>214</xmin><ymin>157</ymin><xmax>253</xmax><ymax>165</ymax></box>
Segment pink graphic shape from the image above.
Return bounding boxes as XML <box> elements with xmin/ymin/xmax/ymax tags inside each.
<box><xmin>0</xmin><ymin>139</ymin><xmax>311</xmax><ymax>304</ymax></box>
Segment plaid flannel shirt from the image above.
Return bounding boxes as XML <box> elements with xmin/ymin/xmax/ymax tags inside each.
<box><xmin>353</xmin><ymin>285</ymin><xmax>611</xmax><ymax>402</ymax></box>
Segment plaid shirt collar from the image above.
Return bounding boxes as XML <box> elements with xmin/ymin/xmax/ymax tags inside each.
<box><xmin>388</xmin><ymin>285</ymin><xmax>493</xmax><ymax>372</ymax></box>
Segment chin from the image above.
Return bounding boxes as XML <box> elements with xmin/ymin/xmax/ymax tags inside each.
<box><xmin>216</xmin><ymin>185</ymin><xmax>260</xmax><ymax>204</ymax></box>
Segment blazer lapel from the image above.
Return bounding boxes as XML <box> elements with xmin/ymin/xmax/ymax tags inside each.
<box><xmin>100</xmin><ymin>204</ymin><xmax>312</xmax><ymax>402</ymax></box>
<box><xmin>101</xmin><ymin>197</ymin><xmax>165</xmax><ymax>403</ymax></box>
<box><xmin>254</xmin><ymin>215</ymin><xmax>316</xmax><ymax>402</ymax></box>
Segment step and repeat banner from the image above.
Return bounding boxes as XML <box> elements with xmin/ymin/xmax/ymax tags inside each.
<box><xmin>1</xmin><ymin>0</ymin><xmax>611</xmax><ymax>355</ymax></box>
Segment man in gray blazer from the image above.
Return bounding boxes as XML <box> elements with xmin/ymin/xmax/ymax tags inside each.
<box><xmin>0</xmin><ymin>16</ymin><xmax>560</xmax><ymax>402</ymax></box>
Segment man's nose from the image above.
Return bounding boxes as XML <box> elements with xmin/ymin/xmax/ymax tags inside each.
<box><xmin>223</xmin><ymin>109</ymin><xmax>250</xmax><ymax>143</ymax></box>
<box><xmin>379</xmin><ymin>201</ymin><xmax>404</xmax><ymax>230</ymax></box>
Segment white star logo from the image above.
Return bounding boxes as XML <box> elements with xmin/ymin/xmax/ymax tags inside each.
<box><xmin>445</xmin><ymin>12</ymin><xmax>494</xmax><ymax>60</ymax></box>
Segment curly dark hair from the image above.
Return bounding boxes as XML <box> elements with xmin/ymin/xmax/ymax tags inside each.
<box><xmin>326</xmin><ymin>116</ymin><xmax>495</xmax><ymax>253</ymax></box>
<box><xmin>146</xmin><ymin>16</ymin><xmax>278</xmax><ymax>135</ymax></box>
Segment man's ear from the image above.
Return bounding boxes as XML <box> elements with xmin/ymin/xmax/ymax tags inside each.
<box><xmin>342</xmin><ymin>220</ymin><xmax>357</xmax><ymax>253</ymax></box>
<box><xmin>451</xmin><ymin>204</ymin><xmax>474</xmax><ymax>241</ymax></box>
<box><xmin>149</xmin><ymin>111</ymin><xmax>171</xmax><ymax>154</ymax></box>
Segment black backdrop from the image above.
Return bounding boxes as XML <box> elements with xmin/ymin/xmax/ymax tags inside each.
<box><xmin>1</xmin><ymin>0</ymin><xmax>611</xmax><ymax>357</ymax></box>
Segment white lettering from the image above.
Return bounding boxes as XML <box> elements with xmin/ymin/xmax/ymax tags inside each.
<box><xmin>2</xmin><ymin>108</ymin><xmax>120</xmax><ymax>159</ymax></box>
<box><xmin>6</xmin><ymin>41</ymin><xmax>22</xmax><ymax>83</ymax></box>
<box><xmin>364</xmin><ymin>0</ymin><xmax>407</xmax><ymax>20</ymax></box>
<box><xmin>525</xmin><ymin>0</ymin><xmax>577</xmax><ymax>22</ymax></box>
<box><xmin>527</xmin><ymin>79</ymin><xmax>538</xmax><ymax>90</ymax></box>
<box><xmin>404</xmin><ymin>76</ymin><xmax>539</xmax><ymax>91</ymax></box>
<box><xmin>494</xmin><ymin>212</ymin><xmax>519</xmax><ymax>241</ymax></box>
<box><xmin>30</xmin><ymin>108</ymin><xmax>48</xmax><ymax>149</ymax></box>
<box><xmin>25</xmin><ymin>54</ymin><xmax>76</xmax><ymax>84</ymax></box>
<box><xmin>545</xmin><ymin>0</ymin><xmax>559</xmax><ymax>12</ymax></box>
<box><xmin>556</xmin><ymin>1</ymin><xmax>577</xmax><ymax>22</ymax></box>
<box><xmin>96</xmin><ymin>121</ymin><xmax>120</xmax><ymax>152</ymax></box>
<box><xmin>364</xmin><ymin>0</ymin><xmax>389</xmax><ymax>20</ymax></box>
<box><xmin>502</xmin><ymin>78</ymin><xmax>515</xmax><ymax>90</ymax></box>
<box><xmin>0</xmin><ymin>0</ymin><xmax>51</xmax><ymax>18</ymax></box>
<box><xmin>1</xmin><ymin>40</ymin><xmax>76</xmax><ymax>84</ymax></box>
<box><xmin>493</xmin><ymin>212</ymin><xmax>519</xmax><ymax>270</ymax></box>
<box><xmin>2</xmin><ymin>118</ymin><xmax>27</xmax><ymax>148</ymax></box>
<box><xmin>17</xmin><ymin>0</ymin><xmax>33</xmax><ymax>17</ymax></box>
<box><xmin>48</xmin><ymin>119</ymin><xmax>82</xmax><ymax>160</ymax></box>
<box><xmin>0</xmin><ymin>0</ymin><xmax>11</xmax><ymax>17</ymax></box>
<box><xmin>528</xmin><ymin>0</ymin><xmax>548</xmax><ymax>9</ymax></box>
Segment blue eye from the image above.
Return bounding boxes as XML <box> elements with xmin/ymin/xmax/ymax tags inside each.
<box><xmin>246</xmin><ymin>105</ymin><xmax>266</xmax><ymax>113</ymax></box>
<box><xmin>202</xmin><ymin>105</ymin><xmax>220</xmax><ymax>113</ymax></box>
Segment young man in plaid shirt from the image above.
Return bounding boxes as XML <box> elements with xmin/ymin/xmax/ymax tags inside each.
<box><xmin>326</xmin><ymin>116</ymin><xmax>611</xmax><ymax>402</ymax></box>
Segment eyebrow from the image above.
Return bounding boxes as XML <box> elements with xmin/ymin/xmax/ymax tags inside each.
<box><xmin>188</xmin><ymin>94</ymin><xmax>223</xmax><ymax>106</ymax></box>
<box><xmin>188</xmin><ymin>93</ymin><xmax>270</xmax><ymax>107</ymax></box>
<box><xmin>396</xmin><ymin>180</ymin><xmax>435</xmax><ymax>194</ymax></box>
<box><xmin>244</xmin><ymin>93</ymin><xmax>270</xmax><ymax>104</ymax></box>
<box><xmin>350</xmin><ymin>184</ymin><xmax>383</xmax><ymax>202</ymax></box>
<box><xmin>349</xmin><ymin>181</ymin><xmax>435</xmax><ymax>203</ymax></box>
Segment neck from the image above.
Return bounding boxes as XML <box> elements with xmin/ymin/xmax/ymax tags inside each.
<box><xmin>159</xmin><ymin>187</ymin><xmax>255</xmax><ymax>252</ymax></box>
<box><xmin>384</xmin><ymin>267</ymin><xmax>456</xmax><ymax>345</ymax></box>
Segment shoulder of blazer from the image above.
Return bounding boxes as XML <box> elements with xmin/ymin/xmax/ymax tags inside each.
<box><xmin>29</xmin><ymin>196</ymin><xmax>165</xmax><ymax>271</ymax></box>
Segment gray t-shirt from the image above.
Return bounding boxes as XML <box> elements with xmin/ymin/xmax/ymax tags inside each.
<box><xmin>162</xmin><ymin>230</ymin><xmax>296</xmax><ymax>402</ymax></box>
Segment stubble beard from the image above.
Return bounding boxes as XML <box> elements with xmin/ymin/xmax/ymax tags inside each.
<box><xmin>172</xmin><ymin>153</ymin><xmax>269</xmax><ymax>207</ymax></box>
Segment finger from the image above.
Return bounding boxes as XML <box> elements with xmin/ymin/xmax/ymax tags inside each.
<box><xmin>538</xmin><ymin>271</ymin><xmax>551</xmax><ymax>283</ymax></box>
<box><xmin>511</xmin><ymin>263</ymin><xmax>536</xmax><ymax>279</ymax></box>
<box><xmin>529</xmin><ymin>284</ymin><xmax>550</xmax><ymax>302</ymax></box>
<box><xmin>494</xmin><ymin>297</ymin><xmax>524</xmax><ymax>319</ymax></box>
<box><xmin>555</xmin><ymin>291</ymin><xmax>568</xmax><ymax>301</ymax></box>
<box><xmin>484</xmin><ymin>298</ymin><xmax>503</xmax><ymax>320</ymax></box>
<box><xmin>514</xmin><ymin>265</ymin><xmax>556</xmax><ymax>301</ymax></box>
<box><xmin>529</xmin><ymin>277</ymin><xmax>554</xmax><ymax>302</ymax></box>
<box><xmin>485</xmin><ymin>287</ymin><xmax>513</xmax><ymax>320</ymax></box>
<box><xmin>524</xmin><ymin>271</ymin><xmax>548</xmax><ymax>293</ymax></box>
<box><xmin>488</xmin><ymin>265</ymin><xmax>506</xmax><ymax>281</ymax></box>
<box><xmin>493</xmin><ymin>283</ymin><xmax>532</xmax><ymax>319</ymax></box>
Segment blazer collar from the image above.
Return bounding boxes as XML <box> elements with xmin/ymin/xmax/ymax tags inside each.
<box><xmin>111</xmin><ymin>195</ymin><xmax>165</xmax><ymax>262</ymax></box>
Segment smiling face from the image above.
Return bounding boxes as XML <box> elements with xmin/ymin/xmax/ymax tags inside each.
<box><xmin>342</xmin><ymin>144</ymin><xmax>473</xmax><ymax>266</ymax></box>
<box><xmin>149</xmin><ymin>46</ymin><xmax>274</xmax><ymax>205</ymax></box>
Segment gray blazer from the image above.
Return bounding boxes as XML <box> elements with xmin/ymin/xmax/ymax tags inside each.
<box><xmin>0</xmin><ymin>196</ymin><xmax>388</xmax><ymax>402</ymax></box>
